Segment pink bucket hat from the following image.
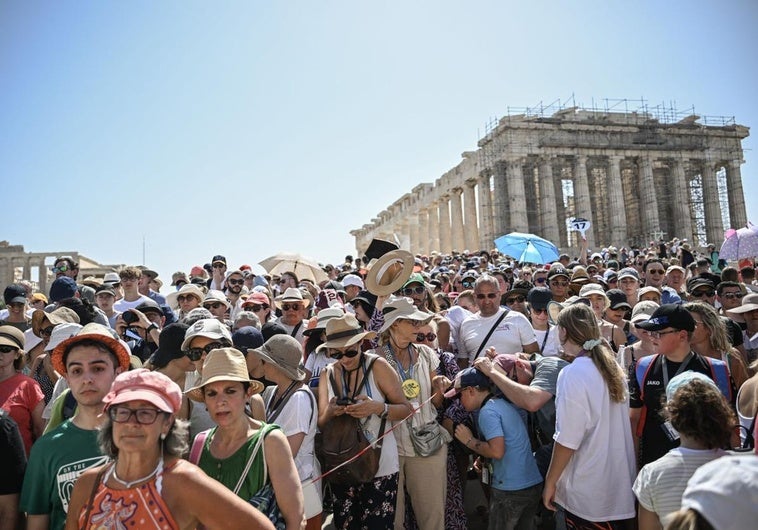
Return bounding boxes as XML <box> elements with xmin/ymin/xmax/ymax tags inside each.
<box><xmin>102</xmin><ymin>369</ymin><xmax>182</xmax><ymax>414</ymax></box>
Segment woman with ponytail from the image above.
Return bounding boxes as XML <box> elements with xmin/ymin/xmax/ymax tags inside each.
<box><xmin>543</xmin><ymin>303</ymin><xmax>636</xmax><ymax>529</ymax></box>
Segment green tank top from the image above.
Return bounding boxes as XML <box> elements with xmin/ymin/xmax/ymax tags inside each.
<box><xmin>198</xmin><ymin>423</ymin><xmax>280</xmax><ymax>501</ymax></box>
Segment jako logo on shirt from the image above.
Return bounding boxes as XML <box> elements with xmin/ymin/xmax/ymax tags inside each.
<box><xmin>646</xmin><ymin>380</ymin><xmax>661</xmax><ymax>386</ymax></box>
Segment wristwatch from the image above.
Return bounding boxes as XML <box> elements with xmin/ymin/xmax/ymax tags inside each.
<box><xmin>146</xmin><ymin>323</ymin><xmax>160</xmax><ymax>333</ymax></box>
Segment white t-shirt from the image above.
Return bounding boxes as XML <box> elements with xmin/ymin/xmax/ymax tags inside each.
<box><xmin>534</xmin><ymin>326</ymin><xmax>561</xmax><ymax>357</ymax></box>
<box><xmin>113</xmin><ymin>294</ymin><xmax>152</xmax><ymax>313</ymax></box>
<box><xmin>633</xmin><ymin>447</ymin><xmax>726</xmax><ymax>524</ymax></box>
<box><xmin>278</xmin><ymin>319</ymin><xmax>308</xmax><ymax>345</ymax></box>
<box><xmin>265</xmin><ymin>386</ymin><xmax>318</xmax><ymax>482</ymax></box>
<box><xmin>460</xmin><ymin>308</ymin><xmax>537</xmax><ymax>364</ymax></box>
<box><xmin>553</xmin><ymin>356</ymin><xmax>636</xmax><ymax>522</ymax></box>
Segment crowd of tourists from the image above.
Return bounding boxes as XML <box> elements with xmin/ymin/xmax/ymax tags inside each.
<box><xmin>1</xmin><ymin>240</ymin><xmax>757</xmax><ymax>530</ymax></box>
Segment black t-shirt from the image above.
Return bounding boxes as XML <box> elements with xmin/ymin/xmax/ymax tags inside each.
<box><xmin>628</xmin><ymin>352</ymin><xmax>734</xmax><ymax>467</ymax></box>
<box><xmin>723</xmin><ymin>317</ymin><xmax>744</xmax><ymax>348</ymax></box>
<box><xmin>0</xmin><ymin>410</ymin><xmax>26</xmax><ymax>495</ymax></box>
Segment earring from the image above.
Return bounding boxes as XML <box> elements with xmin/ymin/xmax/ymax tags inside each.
<box><xmin>160</xmin><ymin>433</ymin><xmax>167</xmax><ymax>441</ymax></box>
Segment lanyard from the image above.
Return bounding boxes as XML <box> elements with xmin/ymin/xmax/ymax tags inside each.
<box><xmin>540</xmin><ymin>326</ymin><xmax>551</xmax><ymax>354</ymax></box>
<box><xmin>395</xmin><ymin>347</ymin><xmax>415</xmax><ymax>382</ymax></box>
<box><xmin>662</xmin><ymin>352</ymin><xmax>693</xmax><ymax>388</ymax></box>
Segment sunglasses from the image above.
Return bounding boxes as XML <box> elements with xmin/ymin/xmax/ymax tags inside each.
<box><xmin>328</xmin><ymin>348</ymin><xmax>361</xmax><ymax>360</ymax></box>
<box><xmin>461</xmin><ymin>281</ymin><xmax>475</xmax><ymax>289</ymax></box>
<box><xmin>40</xmin><ymin>325</ymin><xmax>55</xmax><ymax>337</ymax></box>
<box><xmin>184</xmin><ymin>342</ymin><xmax>224</xmax><ymax>361</ymax></box>
<box><xmin>648</xmin><ymin>270</ymin><xmax>665</xmax><ymax>275</ymax></box>
<box><xmin>177</xmin><ymin>295</ymin><xmax>198</xmax><ymax>303</ymax></box>
<box><xmin>204</xmin><ymin>302</ymin><xmax>224</xmax><ymax>310</ymax></box>
<box><xmin>531</xmin><ymin>308</ymin><xmax>548</xmax><ymax>315</ymax></box>
<box><xmin>227</xmin><ymin>279</ymin><xmax>244</xmax><ymax>286</ymax></box>
<box><xmin>475</xmin><ymin>293</ymin><xmax>498</xmax><ymax>299</ymax></box>
<box><xmin>281</xmin><ymin>303</ymin><xmax>303</xmax><ymax>311</ymax></box>
<box><xmin>108</xmin><ymin>406</ymin><xmax>165</xmax><ymax>425</ymax></box>
<box><xmin>212</xmin><ymin>263</ymin><xmax>226</xmax><ymax>269</ymax></box>
<box><xmin>278</xmin><ymin>279</ymin><xmax>290</xmax><ymax>285</ymax></box>
<box><xmin>401</xmin><ymin>286</ymin><xmax>426</xmax><ymax>296</ymax></box>
<box><xmin>505</xmin><ymin>296</ymin><xmax>525</xmax><ymax>305</ymax></box>
<box><xmin>691</xmin><ymin>290</ymin><xmax>715</xmax><ymax>298</ymax></box>
<box><xmin>248</xmin><ymin>304</ymin><xmax>269</xmax><ymax>312</ymax></box>
<box><xmin>414</xmin><ymin>333</ymin><xmax>437</xmax><ymax>342</ymax></box>
<box><xmin>721</xmin><ymin>292</ymin><xmax>743</xmax><ymax>300</ymax></box>
<box><xmin>0</xmin><ymin>345</ymin><xmax>19</xmax><ymax>354</ymax></box>
<box><xmin>51</xmin><ymin>265</ymin><xmax>69</xmax><ymax>273</ymax></box>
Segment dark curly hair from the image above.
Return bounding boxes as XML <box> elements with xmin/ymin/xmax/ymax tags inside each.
<box><xmin>665</xmin><ymin>379</ymin><xmax>736</xmax><ymax>449</ymax></box>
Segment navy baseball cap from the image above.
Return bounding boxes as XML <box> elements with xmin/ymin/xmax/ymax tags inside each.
<box><xmin>635</xmin><ymin>304</ymin><xmax>696</xmax><ymax>332</ymax></box>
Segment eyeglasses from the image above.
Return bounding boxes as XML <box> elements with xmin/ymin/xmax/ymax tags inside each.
<box><xmin>505</xmin><ymin>296</ymin><xmax>525</xmax><ymax>305</ymax></box>
<box><xmin>721</xmin><ymin>292</ymin><xmax>743</xmax><ymax>300</ymax></box>
<box><xmin>550</xmin><ymin>281</ymin><xmax>568</xmax><ymax>287</ymax></box>
<box><xmin>328</xmin><ymin>348</ymin><xmax>360</xmax><ymax>360</ymax></box>
<box><xmin>650</xmin><ymin>329</ymin><xmax>681</xmax><ymax>339</ymax></box>
<box><xmin>212</xmin><ymin>263</ymin><xmax>226</xmax><ymax>269</ymax></box>
<box><xmin>475</xmin><ymin>293</ymin><xmax>498</xmax><ymax>299</ymax></box>
<box><xmin>691</xmin><ymin>290</ymin><xmax>715</xmax><ymax>298</ymax></box>
<box><xmin>281</xmin><ymin>303</ymin><xmax>301</xmax><ymax>311</ymax></box>
<box><xmin>177</xmin><ymin>295</ymin><xmax>198</xmax><ymax>303</ymax></box>
<box><xmin>402</xmin><ymin>286</ymin><xmax>426</xmax><ymax>296</ymax></box>
<box><xmin>204</xmin><ymin>302</ymin><xmax>224</xmax><ymax>310</ymax></box>
<box><xmin>184</xmin><ymin>342</ymin><xmax>224</xmax><ymax>361</ymax></box>
<box><xmin>108</xmin><ymin>406</ymin><xmax>165</xmax><ymax>425</ymax></box>
<box><xmin>647</xmin><ymin>270</ymin><xmax>665</xmax><ymax>275</ymax></box>
<box><xmin>40</xmin><ymin>325</ymin><xmax>55</xmax><ymax>337</ymax></box>
<box><xmin>248</xmin><ymin>304</ymin><xmax>269</xmax><ymax>312</ymax></box>
<box><xmin>532</xmin><ymin>308</ymin><xmax>547</xmax><ymax>315</ymax></box>
<box><xmin>415</xmin><ymin>333</ymin><xmax>437</xmax><ymax>342</ymax></box>
<box><xmin>0</xmin><ymin>345</ymin><xmax>18</xmax><ymax>354</ymax></box>
<box><xmin>51</xmin><ymin>265</ymin><xmax>69</xmax><ymax>273</ymax></box>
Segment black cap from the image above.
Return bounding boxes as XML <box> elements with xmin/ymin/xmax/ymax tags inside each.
<box><xmin>687</xmin><ymin>277</ymin><xmax>715</xmax><ymax>293</ymax></box>
<box><xmin>606</xmin><ymin>289</ymin><xmax>631</xmax><ymax>310</ymax></box>
<box><xmin>527</xmin><ymin>287</ymin><xmax>552</xmax><ymax>311</ymax></box>
<box><xmin>232</xmin><ymin>326</ymin><xmax>265</xmax><ymax>352</ymax></box>
<box><xmin>95</xmin><ymin>285</ymin><xmax>117</xmax><ymax>297</ymax></box>
<box><xmin>547</xmin><ymin>266</ymin><xmax>569</xmax><ymax>280</ymax></box>
<box><xmin>3</xmin><ymin>284</ymin><xmax>26</xmax><ymax>305</ymax></box>
<box><xmin>352</xmin><ymin>290</ymin><xmax>378</xmax><ymax>312</ymax></box>
<box><xmin>635</xmin><ymin>304</ymin><xmax>695</xmax><ymax>332</ymax></box>
<box><xmin>149</xmin><ymin>323</ymin><xmax>190</xmax><ymax>368</ymax></box>
<box><xmin>261</xmin><ymin>321</ymin><xmax>288</xmax><ymax>342</ymax></box>
<box><xmin>135</xmin><ymin>298</ymin><xmax>164</xmax><ymax>317</ymax></box>
<box><xmin>211</xmin><ymin>255</ymin><xmax>226</xmax><ymax>265</ymax></box>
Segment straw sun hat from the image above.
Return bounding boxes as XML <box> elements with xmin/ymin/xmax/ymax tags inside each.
<box><xmin>185</xmin><ymin>347</ymin><xmax>264</xmax><ymax>402</ymax></box>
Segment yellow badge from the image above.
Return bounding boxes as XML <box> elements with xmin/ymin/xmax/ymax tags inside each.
<box><xmin>402</xmin><ymin>378</ymin><xmax>420</xmax><ymax>399</ymax></box>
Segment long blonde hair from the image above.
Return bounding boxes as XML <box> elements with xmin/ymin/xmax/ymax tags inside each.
<box><xmin>557</xmin><ymin>303</ymin><xmax>628</xmax><ymax>402</ymax></box>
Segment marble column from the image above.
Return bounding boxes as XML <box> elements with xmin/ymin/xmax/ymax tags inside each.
<box><xmin>450</xmin><ymin>188</ymin><xmax>465</xmax><ymax>252</ymax></box>
<box><xmin>606</xmin><ymin>155</ymin><xmax>627</xmax><ymax>246</ymax></box>
<box><xmin>417</xmin><ymin>209</ymin><xmax>429</xmax><ymax>255</ymax></box>
<box><xmin>38</xmin><ymin>257</ymin><xmax>48</xmax><ymax>295</ymax></box>
<box><xmin>638</xmin><ymin>156</ymin><xmax>660</xmax><ymax>240</ymax></box>
<box><xmin>428</xmin><ymin>202</ymin><xmax>440</xmax><ymax>253</ymax></box>
<box><xmin>492</xmin><ymin>161</ymin><xmax>509</xmax><ymax>236</ymax></box>
<box><xmin>463</xmin><ymin>180</ymin><xmax>480</xmax><ymax>251</ymax></box>
<box><xmin>573</xmin><ymin>155</ymin><xmax>596</xmax><ymax>249</ymax></box>
<box><xmin>670</xmin><ymin>159</ymin><xmax>693</xmax><ymax>242</ymax></box>
<box><xmin>726</xmin><ymin>159</ymin><xmax>747</xmax><ymax>228</ymax></box>
<box><xmin>478</xmin><ymin>173</ymin><xmax>495</xmax><ymax>250</ymax></box>
<box><xmin>22</xmin><ymin>257</ymin><xmax>31</xmax><ymax>281</ymax></box>
<box><xmin>553</xmin><ymin>161</ymin><xmax>569</xmax><ymax>248</ymax></box>
<box><xmin>438</xmin><ymin>195</ymin><xmax>452</xmax><ymax>254</ymax></box>
<box><xmin>506</xmin><ymin>158</ymin><xmax>529</xmax><ymax>233</ymax></box>
<box><xmin>408</xmin><ymin>213</ymin><xmax>420</xmax><ymax>254</ymax></box>
<box><xmin>538</xmin><ymin>157</ymin><xmax>560</xmax><ymax>245</ymax></box>
<box><xmin>701</xmin><ymin>161</ymin><xmax>724</xmax><ymax>245</ymax></box>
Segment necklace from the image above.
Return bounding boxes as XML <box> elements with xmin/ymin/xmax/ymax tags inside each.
<box><xmin>112</xmin><ymin>456</ymin><xmax>163</xmax><ymax>489</ymax></box>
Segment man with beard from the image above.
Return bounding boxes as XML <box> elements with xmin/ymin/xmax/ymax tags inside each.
<box><xmin>223</xmin><ymin>269</ymin><xmax>245</xmax><ymax>320</ymax></box>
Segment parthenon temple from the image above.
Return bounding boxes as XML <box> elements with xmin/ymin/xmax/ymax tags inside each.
<box><xmin>351</xmin><ymin>99</ymin><xmax>749</xmax><ymax>256</ymax></box>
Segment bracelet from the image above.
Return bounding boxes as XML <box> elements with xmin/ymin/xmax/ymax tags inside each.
<box><xmin>381</xmin><ymin>402</ymin><xmax>390</xmax><ymax>419</ymax></box>
<box><xmin>465</xmin><ymin>438</ymin><xmax>473</xmax><ymax>447</ymax></box>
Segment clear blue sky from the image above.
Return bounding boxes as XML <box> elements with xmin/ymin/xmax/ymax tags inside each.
<box><xmin>2</xmin><ymin>1</ymin><xmax>757</xmax><ymax>284</ymax></box>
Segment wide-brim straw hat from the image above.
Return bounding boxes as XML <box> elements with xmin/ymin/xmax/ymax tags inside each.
<box><xmin>166</xmin><ymin>284</ymin><xmax>205</xmax><ymax>309</ymax></box>
<box><xmin>52</xmin><ymin>323</ymin><xmax>131</xmax><ymax>375</ymax></box>
<box><xmin>726</xmin><ymin>293</ymin><xmax>758</xmax><ymax>323</ymax></box>
<box><xmin>303</xmin><ymin>307</ymin><xmax>345</xmax><ymax>337</ymax></box>
<box><xmin>377</xmin><ymin>296</ymin><xmax>433</xmax><ymax>333</ymax></box>
<box><xmin>248</xmin><ymin>335</ymin><xmax>306</xmax><ymax>381</ymax></box>
<box><xmin>365</xmin><ymin>249</ymin><xmax>414</xmax><ymax>296</ymax></box>
<box><xmin>274</xmin><ymin>287</ymin><xmax>308</xmax><ymax>310</ymax></box>
<box><xmin>316</xmin><ymin>313</ymin><xmax>376</xmax><ymax>351</ymax></box>
<box><xmin>185</xmin><ymin>347</ymin><xmax>264</xmax><ymax>402</ymax></box>
<box><xmin>32</xmin><ymin>307</ymin><xmax>80</xmax><ymax>338</ymax></box>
